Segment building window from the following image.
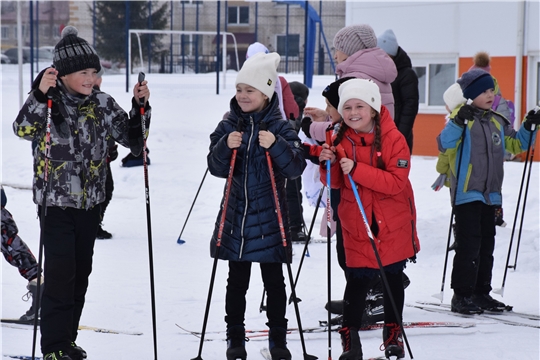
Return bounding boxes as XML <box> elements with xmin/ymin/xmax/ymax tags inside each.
<box><xmin>277</xmin><ymin>34</ymin><xmax>300</xmax><ymax>57</ymax></box>
<box><xmin>1</xmin><ymin>26</ymin><xmax>9</xmax><ymax>40</ymax></box>
<box><xmin>180</xmin><ymin>0</ymin><xmax>203</xmax><ymax>5</ymax></box>
<box><xmin>52</xmin><ymin>25</ymin><xmax>60</xmax><ymax>39</ymax></box>
<box><xmin>228</xmin><ymin>6</ymin><xmax>249</xmax><ymax>25</ymax></box>
<box><xmin>412</xmin><ymin>56</ymin><xmax>457</xmax><ymax>108</ymax></box>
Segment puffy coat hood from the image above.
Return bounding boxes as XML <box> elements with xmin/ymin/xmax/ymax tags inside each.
<box><xmin>336</xmin><ymin>47</ymin><xmax>397</xmax><ymax>118</ymax></box>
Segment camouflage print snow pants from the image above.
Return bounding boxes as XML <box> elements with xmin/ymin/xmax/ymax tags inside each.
<box><xmin>1</xmin><ymin>207</ymin><xmax>39</xmax><ymax>281</ymax></box>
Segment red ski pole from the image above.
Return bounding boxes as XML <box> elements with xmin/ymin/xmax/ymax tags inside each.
<box><xmin>192</xmin><ymin>118</ymin><xmax>243</xmax><ymax>360</ymax></box>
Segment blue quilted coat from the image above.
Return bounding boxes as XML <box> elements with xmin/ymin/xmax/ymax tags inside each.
<box><xmin>207</xmin><ymin>94</ymin><xmax>306</xmax><ymax>263</ymax></box>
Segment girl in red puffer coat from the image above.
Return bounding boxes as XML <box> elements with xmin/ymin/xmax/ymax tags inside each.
<box><xmin>320</xmin><ymin>79</ymin><xmax>419</xmax><ymax>360</ymax></box>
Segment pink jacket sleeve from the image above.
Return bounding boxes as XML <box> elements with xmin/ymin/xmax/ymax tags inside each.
<box><xmin>309</xmin><ymin>119</ymin><xmax>332</xmax><ymax>142</ymax></box>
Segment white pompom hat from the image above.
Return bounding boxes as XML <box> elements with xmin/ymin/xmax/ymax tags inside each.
<box><xmin>338</xmin><ymin>78</ymin><xmax>382</xmax><ymax>115</ymax></box>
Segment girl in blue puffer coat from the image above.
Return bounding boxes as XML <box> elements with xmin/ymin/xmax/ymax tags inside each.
<box><xmin>207</xmin><ymin>52</ymin><xmax>306</xmax><ymax>360</ymax></box>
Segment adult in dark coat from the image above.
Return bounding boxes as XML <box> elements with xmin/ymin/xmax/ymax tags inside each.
<box><xmin>378</xmin><ymin>29</ymin><xmax>419</xmax><ymax>153</ymax></box>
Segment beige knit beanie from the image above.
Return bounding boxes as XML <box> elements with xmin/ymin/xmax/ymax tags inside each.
<box><xmin>235</xmin><ymin>52</ymin><xmax>280</xmax><ymax>99</ymax></box>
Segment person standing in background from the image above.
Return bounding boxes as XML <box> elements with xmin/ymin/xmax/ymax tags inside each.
<box><xmin>378</xmin><ymin>29</ymin><xmax>419</xmax><ymax>153</ymax></box>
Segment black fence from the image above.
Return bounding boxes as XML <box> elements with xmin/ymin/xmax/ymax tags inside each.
<box><xmin>153</xmin><ymin>50</ymin><xmax>335</xmax><ymax>76</ymax></box>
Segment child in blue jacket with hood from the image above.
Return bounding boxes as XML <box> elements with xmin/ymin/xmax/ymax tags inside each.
<box><xmin>207</xmin><ymin>52</ymin><xmax>306</xmax><ymax>360</ymax></box>
<box><xmin>439</xmin><ymin>68</ymin><xmax>539</xmax><ymax>315</ymax></box>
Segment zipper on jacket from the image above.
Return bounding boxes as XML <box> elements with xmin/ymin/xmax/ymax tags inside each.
<box><xmin>239</xmin><ymin>116</ymin><xmax>254</xmax><ymax>259</ymax></box>
<box><xmin>480</xmin><ymin>113</ymin><xmax>492</xmax><ymax>204</ymax></box>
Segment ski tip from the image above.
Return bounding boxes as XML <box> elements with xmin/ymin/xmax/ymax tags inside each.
<box><xmin>431</xmin><ymin>292</ymin><xmax>444</xmax><ymax>302</ymax></box>
<box><xmin>177</xmin><ymin>238</ymin><xmax>186</xmax><ymax>244</ymax></box>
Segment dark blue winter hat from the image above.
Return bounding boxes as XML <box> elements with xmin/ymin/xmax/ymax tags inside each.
<box><xmin>54</xmin><ymin>26</ymin><xmax>101</xmax><ymax>77</ymax></box>
<box><xmin>457</xmin><ymin>68</ymin><xmax>494</xmax><ymax>101</ymax></box>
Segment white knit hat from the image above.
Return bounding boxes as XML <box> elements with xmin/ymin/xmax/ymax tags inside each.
<box><xmin>377</xmin><ymin>29</ymin><xmax>399</xmax><ymax>57</ymax></box>
<box><xmin>443</xmin><ymin>83</ymin><xmax>466</xmax><ymax>111</ymax></box>
<box><xmin>338</xmin><ymin>78</ymin><xmax>381</xmax><ymax>115</ymax></box>
<box><xmin>236</xmin><ymin>52</ymin><xmax>280</xmax><ymax>99</ymax></box>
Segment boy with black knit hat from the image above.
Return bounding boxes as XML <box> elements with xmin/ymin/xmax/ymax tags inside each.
<box><xmin>13</xmin><ymin>26</ymin><xmax>151</xmax><ymax>360</ymax></box>
<box><xmin>439</xmin><ymin>68</ymin><xmax>539</xmax><ymax>315</ymax></box>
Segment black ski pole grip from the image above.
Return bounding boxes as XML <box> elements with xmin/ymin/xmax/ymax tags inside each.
<box><xmin>236</xmin><ymin>118</ymin><xmax>244</xmax><ymax>132</ymax></box>
<box><xmin>138</xmin><ymin>72</ymin><xmax>145</xmax><ymax>107</ymax></box>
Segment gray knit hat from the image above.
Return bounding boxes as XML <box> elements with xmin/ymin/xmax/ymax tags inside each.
<box><xmin>333</xmin><ymin>24</ymin><xmax>377</xmax><ymax>56</ymax></box>
<box><xmin>377</xmin><ymin>29</ymin><xmax>399</xmax><ymax>57</ymax></box>
<box><xmin>54</xmin><ymin>26</ymin><xmax>101</xmax><ymax>77</ymax></box>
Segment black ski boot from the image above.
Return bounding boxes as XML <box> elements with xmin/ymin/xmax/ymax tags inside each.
<box><xmin>338</xmin><ymin>326</ymin><xmax>362</xmax><ymax>360</ymax></box>
<box><xmin>451</xmin><ymin>294</ymin><xmax>483</xmax><ymax>314</ymax></box>
<box><xmin>226</xmin><ymin>325</ymin><xmax>247</xmax><ymax>360</ymax></box>
<box><xmin>66</xmin><ymin>342</ymin><xmax>87</xmax><ymax>360</ymax></box>
<box><xmin>325</xmin><ymin>299</ymin><xmax>344</xmax><ymax>315</ymax></box>
<box><xmin>44</xmin><ymin>351</ymin><xmax>72</xmax><ymax>360</ymax></box>
<box><xmin>290</xmin><ymin>226</ymin><xmax>308</xmax><ymax>242</ymax></box>
<box><xmin>96</xmin><ymin>225</ymin><xmax>112</xmax><ymax>239</ymax></box>
<box><xmin>472</xmin><ymin>293</ymin><xmax>507</xmax><ymax>312</ymax></box>
<box><xmin>268</xmin><ymin>327</ymin><xmax>291</xmax><ymax>360</ymax></box>
<box><xmin>19</xmin><ymin>277</ymin><xmax>43</xmax><ymax>323</ymax></box>
<box><xmin>381</xmin><ymin>323</ymin><xmax>405</xmax><ymax>359</ymax></box>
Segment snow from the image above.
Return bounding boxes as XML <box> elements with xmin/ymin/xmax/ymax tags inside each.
<box><xmin>1</xmin><ymin>64</ymin><xmax>539</xmax><ymax>360</ymax></box>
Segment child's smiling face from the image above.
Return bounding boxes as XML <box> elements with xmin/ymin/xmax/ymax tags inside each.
<box><xmin>235</xmin><ymin>84</ymin><xmax>268</xmax><ymax>113</ymax></box>
<box><xmin>472</xmin><ymin>88</ymin><xmax>495</xmax><ymax>110</ymax></box>
<box><xmin>341</xmin><ymin>98</ymin><xmax>376</xmax><ymax>133</ymax></box>
<box><xmin>61</xmin><ymin>68</ymin><xmax>98</xmax><ymax>96</ymax></box>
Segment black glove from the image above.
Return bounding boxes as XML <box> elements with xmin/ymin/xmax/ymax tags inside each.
<box><xmin>300</xmin><ymin>116</ymin><xmax>312</xmax><ymax>138</ymax></box>
<box><xmin>523</xmin><ymin>109</ymin><xmax>540</xmax><ymax>131</ymax></box>
<box><xmin>454</xmin><ymin>104</ymin><xmax>474</xmax><ymax>126</ymax></box>
<box><xmin>108</xmin><ymin>144</ymin><xmax>119</xmax><ymax>162</ymax></box>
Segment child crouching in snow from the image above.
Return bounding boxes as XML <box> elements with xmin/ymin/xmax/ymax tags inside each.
<box><xmin>207</xmin><ymin>51</ymin><xmax>306</xmax><ymax>360</ymax></box>
<box><xmin>319</xmin><ymin>79</ymin><xmax>420</xmax><ymax>360</ymax></box>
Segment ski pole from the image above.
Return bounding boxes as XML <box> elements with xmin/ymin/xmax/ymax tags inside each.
<box><xmin>324</xmin><ymin>125</ymin><xmax>333</xmax><ymax>360</ymax></box>
<box><xmin>32</xmin><ymin>82</ymin><xmax>54</xmax><ymax>360</ymax></box>
<box><xmin>260</xmin><ymin>122</ymin><xmax>317</xmax><ymax>360</ymax></box>
<box><xmin>510</xmin><ymin>107</ymin><xmax>539</xmax><ymax>270</ymax></box>
<box><xmin>434</xmin><ymin>101</ymin><xmax>471</xmax><ymax>303</ymax></box>
<box><xmin>337</xmin><ymin>145</ymin><xmax>414</xmax><ymax>359</ymax></box>
<box><xmin>288</xmin><ymin>185</ymin><xmax>325</xmax><ymax>305</ymax></box>
<box><xmin>137</xmin><ymin>72</ymin><xmax>159</xmax><ymax>360</ymax></box>
<box><xmin>191</xmin><ymin>118</ymin><xmax>243</xmax><ymax>360</ymax></box>
<box><xmin>176</xmin><ymin>168</ymin><xmax>208</xmax><ymax>244</ymax></box>
<box><xmin>496</xmin><ymin>106</ymin><xmax>539</xmax><ymax>295</ymax></box>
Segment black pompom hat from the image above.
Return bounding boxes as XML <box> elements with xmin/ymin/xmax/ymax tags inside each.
<box><xmin>54</xmin><ymin>26</ymin><xmax>101</xmax><ymax>77</ymax></box>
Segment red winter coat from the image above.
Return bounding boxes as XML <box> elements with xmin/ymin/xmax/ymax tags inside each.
<box><xmin>321</xmin><ymin>106</ymin><xmax>419</xmax><ymax>269</ymax></box>
<box><xmin>279</xmin><ymin>76</ymin><xmax>299</xmax><ymax>120</ymax></box>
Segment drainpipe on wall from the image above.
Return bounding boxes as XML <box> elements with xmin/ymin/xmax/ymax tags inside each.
<box><xmin>514</xmin><ymin>1</ymin><xmax>526</xmax><ymax>130</ymax></box>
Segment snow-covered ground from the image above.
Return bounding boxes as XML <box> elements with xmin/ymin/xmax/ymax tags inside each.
<box><xmin>1</xmin><ymin>63</ymin><xmax>539</xmax><ymax>359</ymax></box>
